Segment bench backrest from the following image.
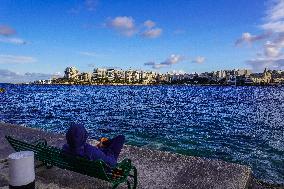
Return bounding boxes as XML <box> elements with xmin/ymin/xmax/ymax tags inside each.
<box><xmin>5</xmin><ymin>136</ymin><xmax>110</xmax><ymax>181</ymax></box>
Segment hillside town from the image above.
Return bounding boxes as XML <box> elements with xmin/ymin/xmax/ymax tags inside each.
<box><xmin>33</xmin><ymin>67</ymin><xmax>284</xmax><ymax>86</ymax></box>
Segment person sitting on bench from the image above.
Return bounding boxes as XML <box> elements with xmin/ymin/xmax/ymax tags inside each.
<box><xmin>62</xmin><ymin>123</ymin><xmax>125</xmax><ymax>168</ymax></box>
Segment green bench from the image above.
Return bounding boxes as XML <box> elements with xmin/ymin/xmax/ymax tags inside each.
<box><xmin>5</xmin><ymin>135</ymin><xmax>137</xmax><ymax>189</ymax></box>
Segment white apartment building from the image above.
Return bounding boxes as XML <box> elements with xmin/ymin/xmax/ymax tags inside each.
<box><xmin>93</xmin><ymin>68</ymin><xmax>107</xmax><ymax>81</ymax></box>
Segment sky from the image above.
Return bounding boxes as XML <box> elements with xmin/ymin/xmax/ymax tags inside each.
<box><xmin>1</xmin><ymin>0</ymin><xmax>284</xmax><ymax>83</ymax></box>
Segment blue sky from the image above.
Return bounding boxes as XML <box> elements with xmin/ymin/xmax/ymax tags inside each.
<box><xmin>1</xmin><ymin>0</ymin><xmax>284</xmax><ymax>82</ymax></box>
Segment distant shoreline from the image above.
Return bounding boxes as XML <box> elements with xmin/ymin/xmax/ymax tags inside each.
<box><xmin>1</xmin><ymin>83</ymin><xmax>284</xmax><ymax>87</ymax></box>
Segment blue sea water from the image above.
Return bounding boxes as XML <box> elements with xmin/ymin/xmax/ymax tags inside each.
<box><xmin>0</xmin><ymin>84</ymin><xmax>283</xmax><ymax>184</ymax></box>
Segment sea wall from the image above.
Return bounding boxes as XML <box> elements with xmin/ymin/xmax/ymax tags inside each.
<box><xmin>0</xmin><ymin>123</ymin><xmax>251</xmax><ymax>189</ymax></box>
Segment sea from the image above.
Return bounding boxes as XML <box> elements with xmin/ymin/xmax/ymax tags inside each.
<box><xmin>0</xmin><ymin>83</ymin><xmax>283</xmax><ymax>184</ymax></box>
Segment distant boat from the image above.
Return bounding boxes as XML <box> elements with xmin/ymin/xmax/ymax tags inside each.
<box><xmin>0</xmin><ymin>88</ymin><xmax>6</xmax><ymax>93</ymax></box>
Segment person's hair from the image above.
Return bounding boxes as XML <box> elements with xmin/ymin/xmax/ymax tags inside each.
<box><xmin>100</xmin><ymin>137</ymin><xmax>111</xmax><ymax>147</ymax></box>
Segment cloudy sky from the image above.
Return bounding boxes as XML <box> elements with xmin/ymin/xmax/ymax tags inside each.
<box><xmin>1</xmin><ymin>0</ymin><xmax>284</xmax><ymax>83</ymax></box>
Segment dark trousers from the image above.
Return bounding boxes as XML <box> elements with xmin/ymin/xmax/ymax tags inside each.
<box><xmin>108</xmin><ymin>135</ymin><xmax>125</xmax><ymax>159</ymax></box>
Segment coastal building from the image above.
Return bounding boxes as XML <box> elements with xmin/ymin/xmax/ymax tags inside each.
<box><xmin>213</xmin><ymin>71</ymin><xmax>224</xmax><ymax>81</ymax></box>
<box><xmin>199</xmin><ymin>72</ymin><xmax>213</xmax><ymax>79</ymax></box>
<box><xmin>227</xmin><ymin>75</ymin><xmax>236</xmax><ymax>85</ymax></box>
<box><xmin>235</xmin><ymin>69</ymin><xmax>252</xmax><ymax>76</ymax></box>
<box><xmin>64</xmin><ymin>67</ymin><xmax>79</xmax><ymax>80</ymax></box>
<box><xmin>125</xmin><ymin>69</ymin><xmax>134</xmax><ymax>83</ymax></box>
<box><xmin>164</xmin><ymin>73</ymin><xmax>173</xmax><ymax>83</ymax></box>
<box><xmin>215</xmin><ymin>70</ymin><xmax>227</xmax><ymax>79</ymax></box>
<box><xmin>106</xmin><ymin>68</ymin><xmax>115</xmax><ymax>82</ymax></box>
<box><xmin>156</xmin><ymin>73</ymin><xmax>168</xmax><ymax>83</ymax></box>
<box><xmin>131</xmin><ymin>70</ymin><xmax>141</xmax><ymax>83</ymax></box>
<box><xmin>33</xmin><ymin>79</ymin><xmax>52</xmax><ymax>84</ymax></box>
<box><xmin>78</xmin><ymin>72</ymin><xmax>92</xmax><ymax>82</ymax></box>
<box><xmin>93</xmin><ymin>68</ymin><xmax>107</xmax><ymax>81</ymax></box>
<box><xmin>226</xmin><ymin>69</ymin><xmax>252</xmax><ymax>85</ymax></box>
<box><xmin>243</xmin><ymin>75</ymin><xmax>254</xmax><ymax>85</ymax></box>
<box><xmin>172</xmin><ymin>74</ymin><xmax>182</xmax><ymax>81</ymax></box>
<box><xmin>141</xmin><ymin>71</ymin><xmax>157</xmax><ymax>84</ymax></box>
<box><xmin>37</xmin><ymin>66</ymin><xmax>284</xmax><ymax>86</ymax></box>
<box><xmin>271</xmin><ymin>71</ymin><xmax>284</xmax><ymax>84</ymax></box>
<box><xmin>251</xmin><ymin>68</ymin><xmax>272</xmax><ymax>84</ymax></box>
<box><xmin>113</xmin><ymin>69</ymin><xmax>125</xmax><ymax>83</ymax></box>
<box><xmin>272</xmin><ymin>77</ymin><xmax>284</xmax><ymax>84</ymax></box>
<box><xmin>183</xmin><ymin>73</ymin><xmax>194</xmax><ymax>80</ymax></box>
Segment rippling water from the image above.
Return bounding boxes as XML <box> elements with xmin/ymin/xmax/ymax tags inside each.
<box><xmin>0</xmin><ymin>84</ymin><xmax>283</xmax><ymax>184</ymax></box>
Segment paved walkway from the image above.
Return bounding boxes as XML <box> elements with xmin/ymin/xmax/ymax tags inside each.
<box><xmin>0</xmin><ymin>123</ymin><xmax>251</xmax><ymax>189</ymax></box>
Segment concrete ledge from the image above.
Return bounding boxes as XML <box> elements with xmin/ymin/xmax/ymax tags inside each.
<box><xmin>0</xmin><ymin>123</ymin><xmax>251</xmax><ymax>189</ymax></box>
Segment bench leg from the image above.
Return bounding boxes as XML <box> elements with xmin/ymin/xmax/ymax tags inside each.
<box><xmin>127</xmin><ymin>180</ymin><xmax>131</xmax><ymax>189</ymax></box>
<box><xmin>128</xmin><ymin>166</ymin><xmax>138</xmax><ymax>189</ymax></box>
<box><xmin>113</xmin><ymin>166</ymin><xmax>137</xmax><ymax>189</ymax></box>
<box><xmin>132</xmin><ymin>166</ymin><xmax>138</xmax><ymax>189</ymax></box>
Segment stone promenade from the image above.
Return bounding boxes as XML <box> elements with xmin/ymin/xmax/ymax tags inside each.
<box><xmin>0</xmin><ymin>123</ymin><xmax>252</xmax><ymax>189</ymax></box>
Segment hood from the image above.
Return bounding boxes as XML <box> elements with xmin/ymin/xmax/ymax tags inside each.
<box><xmin>66</xmin><ymin>122</ymin><xmax>88</xmax><ymax>149</ymax></box>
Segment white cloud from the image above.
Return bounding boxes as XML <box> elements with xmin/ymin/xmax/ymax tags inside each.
<box><xmin>106</xmin><ymin>17</ymin><xmax>162</xmax><ymax>38</ymax></box>
<box><xmin>192</xmin><ymin>56</ymin><xmax>206</xmax><ymax>64</ymax></box>
<box><xmin>142</xmin><ymin>20</ymin><xmax>162</xmax><ymax>39</ymax></box>
<box><xmin>274</xmin><ymin>33</ymin><xmax>284</xmax><ymax>47</ymax></box>
<box><xmin>236</xmin><ymin>0</ymin><xmax>284</xmax><ymax>71</ymax></box>
<box><xmin>0</xmin><ymin>54</ymin><xmax>37</xmax><ymax>64</ymax></box>
<box><xmin>109</xmin><ymin>16</ymin><xmax>134</xmax><ymax>29</ymax></box>
<box><xmin>144</xmin><ymin>61</ymin><xmax>166</xmax><ymax>69</ymax></box>
<box><xmin>0</xmin><ymin>25</ymin><xmax>27</xmax><ymax>45</ymax></box>
<box><xmin>0</xmin><ymin>25</ymin><xmax>16</xmax><ymax>36</ymax></box>
<box><xmin>0</xmin><ymin>69</ymin><xmax>59</xmax><ymax>83</ymax></box>
<box><xmin>161</xmin><ymin>54</ymin><xmax>183</xmax><ymax>65</ymax></box>
<box><xmin>153</xmin><ymin>64</ymin><xmax>167</xmax><ymax>69</ymax></box>
<box><xmin>0</xmin><ymin>37</ymin><xmax>27</xmax><ymax>45</ymax></box>
<box><xmin>170</xmin><ymin>69</ymin><xmax>186</xmax><ymax>74</ymax></box>
<box><xmin>264</xmin><ymin>41</ymin><xmax>282</xmax><ymax>57</ymax></box>
<box><xmin>144</xmin><ymin>54</ymin><xmax>184</xmax><ymax>69</ymax></box>
<box><xmin>144</xmin><ymin>20</ymin><xmax>156</xmax><ymax>28</ymax></box>
<box><xmin>260</xmin><ymin>0</ymin><xmax>284</xmax><ymax>33</ymax></box>
<box><xmin>261</xmin><ymin>21</ymin><xmax>284</xmax><ymax>33</ymax></box>
<box><xmin>142</xmin><ymin>28</ymin><xmax>162</xmax><ymax>38</ymax></box>
<box><xmin>247</xmin><ymin>57</ymin><xmax>284</xmax><ymax>72</ymax></box>
<box><xmin>247</xmin><ymin>58</ymin><xmax>273</xmax><ymax>72</ymax></box>
<box><xmin>265</xmin><ymin>0</ymin><xmax>284</xmax><ymax>21</ymax></box>
<box><xmin>107</xmin><ymin>16</ymin><xmax>136</xmax><ymax>36</ymax></box>
<box><xmin>235</xmin><ymin>32</ymin><xmax>270</xmax><ymax>45</ymax></box>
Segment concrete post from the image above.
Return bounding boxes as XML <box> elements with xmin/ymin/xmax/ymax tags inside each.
<box><xmin>8</xmin><ymin>151</ymin><xmax>35</xmax><ymax>189</ymax></box>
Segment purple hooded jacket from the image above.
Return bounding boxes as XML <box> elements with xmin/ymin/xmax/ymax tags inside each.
<box><xmin>62</xmin><ymin>123</ymin><xmax>125</xmax><ymax>167</ymax></box>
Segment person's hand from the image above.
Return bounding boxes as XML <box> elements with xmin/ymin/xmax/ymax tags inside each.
<box><xmin>97</xmin><ymin>137</ymin><xmax>109</xmax><ymax>148</ymax></box>
<box><xmin>112</xmin><ymin>168</ymin><xmax>123</xmax><ymax>179</ymax></box>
